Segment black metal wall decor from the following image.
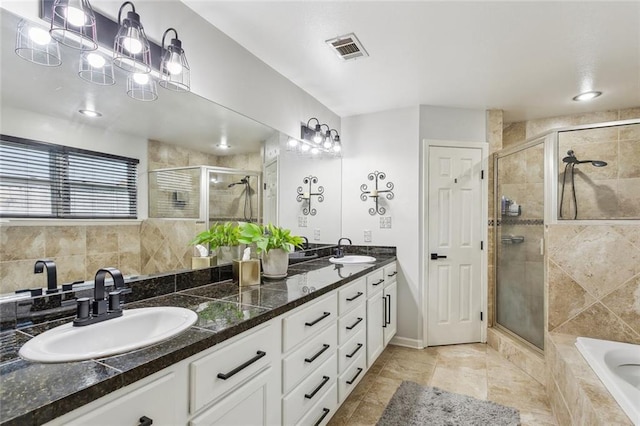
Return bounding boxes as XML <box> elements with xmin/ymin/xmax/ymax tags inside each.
<box><xmin>296</xmin><ymin>176</ymin><xmax>324</xmax><ymax>215</ymax></box>
<box><xmin>360</xmin><ymin>171</ymin><xmax>394</xmax><ymax>215</ymax></box>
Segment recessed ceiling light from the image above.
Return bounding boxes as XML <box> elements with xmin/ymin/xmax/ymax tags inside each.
<box><xmin>216</xmin><ymin>143</ymin><xmax>230</xmax><ymax>150</ymax></box>
<box><xmin>572</xmin><ymin>91</ymin><xmax>602</xmax><ymax>102</ymax></box>
<box><xmin>78</xmin><ymin>109</ymin><xmax>101</xmax><ymax>117</ymax></box>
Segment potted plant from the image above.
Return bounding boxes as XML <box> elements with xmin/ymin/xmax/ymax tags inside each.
<box><xmin>238</xmin><ymin>222</ymin><xmax>304</xmax><ymax>278</ymax></box>
<box><xmin>190</xmin><ymin>222</ymin><xmax>243</xmax><ymax>264</ymax></box>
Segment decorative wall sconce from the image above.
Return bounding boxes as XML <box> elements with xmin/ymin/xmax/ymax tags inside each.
<box><xmin>16</xmin><ymin>0</ymin><xmax>192</xmax><ymax>102</ymax></box>
<box><xmin>360</xmin><ymin>171</ymin><xmax>394</xmax><ymax>215</ymax></box>
<box><xmin>296</xmin><ymin>176</ymin><xmax>324</xmax><ymax>216</ymax></box>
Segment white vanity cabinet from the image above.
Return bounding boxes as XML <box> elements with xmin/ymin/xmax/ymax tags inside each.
<box><xmin>366</xmin><ymin>262</ymin><xmax>398</xmax><ymax>367</ymax></box>
<box><xmin>383</xmin><ymin>263</ymin><xmax>398</xmax><ymax>346</ymax></box>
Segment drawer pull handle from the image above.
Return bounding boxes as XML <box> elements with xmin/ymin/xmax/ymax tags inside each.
<box><xmin>346</xmin><ymin>291</ymin><xmax>363</xmax><ymax>302</ymax></box>
<box><xmin>305</xmin><ymin>311</ymin><xmax>330</xmax><ymax>327</ymax></box>
<box><xmin>217</xmin><ymin>350</ymin><xmax>266</xmax><ymax>380</ymax></box>
<box><xmin>305</xmin><ymin>375</ymin><xmax>330</xmax><ymax>399</ymax></box>
<box><xmin>314</xmin><ymin>408</ymin><xmax>331</xmax><ymax>426</ymax></box>
<box><xmin>346</xmin><ymin>343</ymin><xmax>363</xmax><ymax>358</ymax></box>
<box><xmin>305</xmin><ymin>344</ymin><xmax>331</xmax><ymax>363</ymax></box>
<box><xmin>372</xmin><ymin>278</ymin><xmax>385</xmax><ymax>286</ymax></box>
<box><xmin>139</xmin><ymin>416</ymin><xmax>153</xmax><ymax>426</ymax></box>
<box><xmin>346</xmin><ymin>317</ymin><xmax>363</xmax><ymax>330</ymax></box>
<box><xmin>346</xmin><ymin>367</ymin><xmax>363</xmax><ymax>385</ymax></box>
<box><xmin>387</xmin><ymin>271</ymin><xmax>397</xmax><ymax>277</ymax></box>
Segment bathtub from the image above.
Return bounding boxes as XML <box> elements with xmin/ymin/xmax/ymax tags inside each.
<box><xmin>575</xmin><ymin>337</ymin><xmax>640</xmax><ymax>425</ymax></box>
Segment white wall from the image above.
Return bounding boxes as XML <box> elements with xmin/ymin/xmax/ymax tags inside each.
<box><xmin>1</xmin><ymin>0</ymin><xmax>340</xmax><ymax>137</ymax></box>
<box><xmin>0</xmin><ymin>106</ymin><xmax>150</xmax><ymax>219</ymax></box>
<box><xmin>342</xmin><ymin>105</ymin><xmax>486</xmax><ymax>346</ymax></box>
<box><xmin>278</xmin><ymin>152</ymin><xmax>342</xmax><ymax>243</ymax></box>
<box><xmin>342</xmin><ymin>106</ymin><xmax>422</xmax><ymax>344</ymax></box>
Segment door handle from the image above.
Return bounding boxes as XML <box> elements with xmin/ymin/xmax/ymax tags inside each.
<box><xmin>430</xmin><ymin>253</ymin><xmax>447</xmax><ymax>260</ymax></box>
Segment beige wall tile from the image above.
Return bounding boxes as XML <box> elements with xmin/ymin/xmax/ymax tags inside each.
<box><xmin>617</xmin><ymin>178</ymin><xmax>640</xmax><ymax>218</ymax></box>
<box><xmin>546</xmin><ymin>372</ymin><xmax>572</xmax><ymax>426</ymax></box>
<box><xmin>612</xmin><ymin>225</ymin><xmax>640</xmax><ymax>249</ymax></box>
<box><xmin>569</xmin><ymin>175</ymin><xmax>618</xmax><ymax>219</ymax></box>
<box><xmin>547</xmin><ymin>261</ymin><xmax>596</xmax><ymax>330</ymax></box>
<box><xmin>486</xmin><ymin>109</ymin><xmax>503</xmax><ymax>154</ymax></box>
<box><xmin>601</xmin><ymin>275</ymin><xmax>640</xmax><ymax>335</ymax></box>
<box><xmin>116</xmin><ymin>224</ymin><xmax>141</xmax><ymax>252</ymax></box>
<box><xmin>618</xmin><ymin>107</ymin><xmax>640</xmax><ymax>120</ymax></box>
<box><xmin>119</xmin><ymin>251</ymin><xmax>141</xmax><ymax>277</ymax></box>
<box><xmin>86</xmin><ymin>253</ymin><xmax>120</xmax><ymax>278</ymax></box>
<box><xmin>554</xmin><ymin>302</ymin><xmax>640</xmax><ymax>344</ymax></box>
<box><xmin>558</xmin><ymin>126</ymin><xmax>618</xmax><ymax>145</ymax></box>
<box><xmin>52</xmin><ymin>254</ymin><xmax>86</xmax><ymax>284</ymax></box>
<box><xmin>86</xmin><ymin>226</ymin><xmax>118</xmax><ymax>255</ymax></box>
<box><xmin>1</xmin><ymin>259</ymin><xmax>42</xmax><ymax>292</ymax></box>
<box><xmin>0</xmin><ymin>226</ymin><xmax>46</xmax><ymax>262</ymax></box>
<box><xmin>619</xmin><ymin>123</ymin><xmax>640</xmax><ymax>140</ymax></box>
<box><xmin>45</xmin><ymin>226</ymin><xmax>86</xmax><ymax>257</ymax></box>
<box><xmin>546</xmin><ymin>225</ymin><xmax>585</xmax><ymax>256</ymax></box>
<box><xmin>502</xmin><ymin>121</ymin><xmax>526</xmax><ymax>148</ymax></box>
<box><xmin>618</xmin><ymin>139</ymin><xmax>640</xmax><ymax>178</ymax></box>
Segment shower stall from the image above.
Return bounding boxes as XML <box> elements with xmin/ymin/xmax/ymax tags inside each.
<box><xmin>148</xmin><ymin>166</ymin><xmax>262</xmax><ymax>225</ymax></box>
<box><xmin>493</xmin><ymin>118</ymin><xmax>639</xmax><ymax>351</ymax></box>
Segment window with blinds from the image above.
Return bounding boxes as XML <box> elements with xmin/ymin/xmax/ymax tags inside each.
<box><xmin>0</xmin><ymin>135</ymin><xmax>139</xmax><ymax>219</ymax></box>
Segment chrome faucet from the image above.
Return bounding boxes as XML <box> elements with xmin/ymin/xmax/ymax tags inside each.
<box><xmin>73</xmin><ymin>267</ymin><xmax>126</xmax><ymax>326</ymax></box>
<box><xmin>34</xmin><ymin>259</ymin><xmax>58</xmax><ymax>294</ymax></box>
<box><xmin>335</xmin><ymin>237</ymin><xmax>352</xmax><ymax>258</ymax></box>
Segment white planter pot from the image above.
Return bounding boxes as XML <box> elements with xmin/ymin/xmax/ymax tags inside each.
<box><xmin>261</xmin><ymin>248</ymin><xmax>289</xmax><ymax>277</ymax></box>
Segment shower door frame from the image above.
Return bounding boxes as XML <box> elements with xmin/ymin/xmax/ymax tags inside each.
<box><xmin>202</xmin><ymin>166</ymin><xmax>263</xmax><ymax>226</ymax></box>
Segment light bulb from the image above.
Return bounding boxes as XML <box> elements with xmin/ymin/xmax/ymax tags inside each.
<box><xmin>28</xmin><ymin>27</ymin><xmax>51</xmax><ymax>45</ymax></box>
<box><xmin>300</xmin><ymin>144</ymin><xmax>310</xmax><ymax>152</ymax></box>
<box><xmin>65</xmin><ymin>6</ymin><xmax>87</xmax><ymax>26</ymax></box>
<box><xmin>572</xmin><ymin>91</ymin><xmax>602</xmax><ymax>102</ymax></box>
<box><xmin>323</xmin><ymin>139</ymin><xmax>333</xmax><ymax>149</ymax></box>
<box><xmin>311</xmin><ymin>147</ymin><xmax>319</xmax><ymax>155</ymax></box>
<box><xmin>333</xmin><ymin>143</ymin><xmax>342</xmax><ymax>153</ymax></box>
<box><xmin>86</xmin><ymin>53</ymin><xmax>105</xmax><ymax>68</ymax></box>
<box><xmin>166</xmin><ymin>60</ymin><xmax>182</xmax><ymax>75</ymax></box>
<box><xmin>122</xmin><ymin>37</ymin><xmax>143</xmax><ymax>54</ymax></box>
<box><xmin>288</xmin><ymin>138</ymin><xmax>298</xmax><ymax>147</ymax></box>
<box><xmin>133</xmin><ymin>73</ymin><xmax>149</xmax><ymax>85</ymax></box>
<box><xmin>313</xmin><ymin>132</ymin><xmax>323</xmax><ymax>144</ymax></box>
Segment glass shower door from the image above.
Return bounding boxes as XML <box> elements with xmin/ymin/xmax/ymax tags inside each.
<box><xmin>495</xmin><ymin>140</ymin><xmax>545</xmax><ymax>350</ymax></box>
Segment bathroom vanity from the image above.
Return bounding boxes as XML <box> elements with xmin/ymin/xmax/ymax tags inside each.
<box><xmin>0</xmin><ymin>250</ymin><xmax>397</xmax><ymax>426</ymax></box>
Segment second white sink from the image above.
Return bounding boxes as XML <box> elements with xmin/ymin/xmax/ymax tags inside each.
<box><xmin>19</xmin><ymin>307</ymin><xmax>198</xmax><ymax>363</ymax></box>
<box><xmin>329</xmin><ymin>255</ymin><xmax>376</xmax><ymax>264</ymax></box>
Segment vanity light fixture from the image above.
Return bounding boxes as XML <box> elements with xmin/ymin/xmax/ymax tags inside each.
<box><xmin>331</xmin><ymin>131</ymin><xmax>341</xmax><ymax>152</ymax></box>
<box><xmin>304</xmin><ymin>118</ymin><xmax>324</xmax><ymax>144</ymax></box>
<box><xmin>15</xmin><ymin>20</ymin><xmax>62</xmax><ymax>66</ymax></box>
<box><xmin>572</xmin><ymin>91</ymin><xmax>602</xmax><ymax>102</ymax></box>
<box><xmin>159</xmin><ymin>28</ymin><xmax>190</xmax><ymax>92</ymax></box>
<box><xmin>78</xmin><ymin>51</ymin><xmax>115</xmax><ymax>85</ymax></box>
<box><xmin>49</xmin><ymin>0</ymin><xmax>98</xmax><ymax>50</ymax></box>
<box><xmin>126</xmin><ymin>72</ymin><xmax>157</xmax><ymax>101</ymax></box>
<box><xmin>360</xmin><ymin>171</ymin><xmax>395</xmax><ymax>215</ymax></box>
<box><xmin>113</xmin><ymin>1</ymin><xmax>151</xmax><ymax>73</ymax></box>
<box><xmin>296</xmin><ymin>176</ymin><xmax>324</xmax><ymax>216</ymax></box>
<box><xmin>300</xmin><ymin>118</ymin><xmax>342</xmax><ymax>156</ymax></box>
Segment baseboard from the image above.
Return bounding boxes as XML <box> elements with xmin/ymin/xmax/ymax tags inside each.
<box><xmin>389</xmin><ymin>336</ymin><xmax>423</xmax><ymax>349</ymax></box>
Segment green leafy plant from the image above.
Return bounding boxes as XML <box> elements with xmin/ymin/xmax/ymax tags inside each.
<box><xmin>190</xmin><ymin>222</ymin><xmax>240</xmax><ymax>250</ymax></box>
<box><xmin>237</xmin><ymin>222</ymin><xmax>304</xmax><ymax>254</ymax></box>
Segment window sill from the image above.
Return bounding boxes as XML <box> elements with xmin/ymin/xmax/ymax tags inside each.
<box><xmin>0</xmin><ymin>218</ymin><xmax>143</xmax><ymax>226</ymax></box>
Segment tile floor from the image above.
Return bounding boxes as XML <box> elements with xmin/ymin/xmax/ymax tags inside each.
<box><xmin>328</xmin><ymin>343</ymin><xmax>558</xmax><ymax>425</ymax></box>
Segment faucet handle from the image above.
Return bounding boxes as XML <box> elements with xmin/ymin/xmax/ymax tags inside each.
<box><xmin>108</xmin><ymin>291</ymin><xmax>122</xmax><ymax>312</ymax></box>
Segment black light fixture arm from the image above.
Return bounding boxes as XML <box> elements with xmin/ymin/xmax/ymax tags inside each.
<box><xmin>162</xmin><ymin>28</ymin><xmax>181</xmax><ymax>51</ymax></box>
<box><xmin>117</xmin><ymin>1</ymin><xmax>136</xmax><ymax>24</ymax></box>
<box><xmin>360</xmin><ymin>171</ymin><xmax>395</xmax><ymax>215</ymax></box>
<box><xmin>306</xmin><ymin>117</ymin><xmax>321</xmax><ymax>129</ymax></box>
<box><xmin>296</xmin><ymin>176</ymin><xmax>325</xmax><ymax>216</ymax></box>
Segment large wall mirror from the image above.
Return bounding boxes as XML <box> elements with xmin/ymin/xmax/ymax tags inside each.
<box><xmin>0</xmin><ymin>8</ymin><xmax>342</xmax><ymax>294</ymax></box>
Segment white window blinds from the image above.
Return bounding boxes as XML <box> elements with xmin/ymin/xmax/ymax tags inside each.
<box><xmin>0</xmin><ymin>135</ymin><xmax>139</xmax><ymax>219</ymax></box>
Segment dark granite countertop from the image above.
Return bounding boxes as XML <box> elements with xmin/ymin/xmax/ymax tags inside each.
<box><xmin>0</xmin><ymin>254</ymin><xmax>395</xmax><ymax>426</ymax></box>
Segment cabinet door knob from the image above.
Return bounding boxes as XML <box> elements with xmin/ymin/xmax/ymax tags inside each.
<box><xmin>139</xmin><ymin>416</ymin><xmax>153</xmax><ymax>426</ymax></box>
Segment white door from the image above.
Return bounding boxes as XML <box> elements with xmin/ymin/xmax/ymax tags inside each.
<box><xmin>264</xmin><ymin>160</ymin><xmax>278</xmax><ymax>225</ymax></box>
<box><xmin>427</xmin><ymin>146</ymin><xmax>483</xmax><ymax>346</ymax></box>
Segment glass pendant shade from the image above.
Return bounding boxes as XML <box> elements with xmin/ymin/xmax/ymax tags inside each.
<box><xmin>126</xmin><ymin>72</ymin><xmax>158</xmax><ymax>101</ymax></box>
<box><xmin>79</xmin><ymin>51</ymin><xmax>115</xmax><ymax>85</ymax></box>
<box><xmin>159</xmin><ymin>28</ymin><xmax>190</xmax><ymax>92</ymax></box>
<box><xmin>49</xmin><ymin>0</ymin><xmax>98</xmax><ymax>50</ymax></box>
<box><xmin>15</xmin><ymin>20</ymin><xmax>62</xmax><ymax>67</ymax></box>
<box><xmin>113</xmin><ymin>2</ymin><xmax>151</xmax><ymax>73</ymax></box>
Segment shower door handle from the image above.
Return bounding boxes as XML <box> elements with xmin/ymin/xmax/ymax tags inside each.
<box><xmin>430</xmin><ymin>253</ymin><xmax>447</xmax><ymax>260</ymax></box>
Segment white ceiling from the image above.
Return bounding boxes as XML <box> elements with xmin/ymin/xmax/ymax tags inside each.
<box><xmin>183</xmin><ymin>1</ymin><xmax>640</xmax><ymax>123</ymax></box>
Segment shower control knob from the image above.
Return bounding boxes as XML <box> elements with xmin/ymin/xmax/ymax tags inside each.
<box><xmin>430</xmin><ymin>253</ymin><xmax>447</xmax><ymax>260</ymax></box>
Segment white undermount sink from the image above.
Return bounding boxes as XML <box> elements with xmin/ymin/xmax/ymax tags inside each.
<box><xmin>19</xmin><ymin>307</ymin><xmax>198</xmax><ymax>363</ymax></box>
<box><xmin>329</xmin><ymin>255</ymin><xmax>376</xmax><ymax>264</ymax></box>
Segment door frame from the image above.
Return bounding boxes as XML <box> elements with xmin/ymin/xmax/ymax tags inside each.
<box><xmin>421</xmin><ymin>139</ymin><xmax>489</xmax><ymax>347</ymax></box>
<box><xmin>263</xmin><ymin>158</ymin><xmax>279</xmax><ymax>226</ymax></box>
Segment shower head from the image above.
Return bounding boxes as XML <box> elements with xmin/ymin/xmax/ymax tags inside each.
<box><xmin>227</xmin><ymin>176</ymin><xmax>250</xmax><ymax>188</ymax></box>
<box><xmin>562</xmin><ymin>150</ymin><xmax>607</xmax><ymax>167</ymax></box>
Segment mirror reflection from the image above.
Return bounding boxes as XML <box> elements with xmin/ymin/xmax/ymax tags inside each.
<box><xmin>0</xmin><ymin>9</ymin><xmax>341</xmax><ymax>295</ymax></box>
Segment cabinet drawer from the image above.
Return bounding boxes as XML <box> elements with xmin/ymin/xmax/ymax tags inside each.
<box><xmin>190</xmin><ymin>322</ymin><xmax>278</xmax><ymax>413</ymax></box>
<box><xmin>338</xmin><ymin>352</ymin><xmax>366</xmax><ymax>403</ymax></box>
<box><xmin>338</xmin><ymin>328</ymin><xmax>366</xmax><ymax>375</ymax></box>
<box><xmin>366</xmin><ymin>269</ymin><xmax>385</xmax><ymax>297</ymax></box>
<box><xmin>337</xmin><ymin>303</ymin><xmax>366</xmax><ymax>346</ymax></box>
<box><xmin>282</xmin><ymin>354</ymin><xmax>337</xmax><ymax>425</ymax></box>
<box><xmin>283</xmin><ymin>323</ymin><xmax>337</xmax><ymax>394</ymax></box>
<box><xmin>295</xmin><ymin>383</ymin><xmax>337</xmax><ymax>426</ymax></box>
<box><xmin>337</xmin><ymin>278</ymin><xmax>366</xmax><ymax>315</ymax></box>
<box><xmin>283</xmin><ymin>293</ymin><xmax>337</xmax><ymax>352</ymax></box>
<box><xmin>384</xmin><ymin>262</ymin><xmax>397</xmax><ymax>285</ymax></box>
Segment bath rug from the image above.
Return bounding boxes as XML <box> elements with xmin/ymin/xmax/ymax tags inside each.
<box><xmin>376</xmin><ymin>381</ymin><xmax>520</xmax><ymax>426</ymax></box>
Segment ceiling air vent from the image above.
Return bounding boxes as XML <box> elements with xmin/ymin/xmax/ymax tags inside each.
<box><xmin>325</xmin><ymin>33</ymin><xmax>369</xmax><ymax>61</ymax></box>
